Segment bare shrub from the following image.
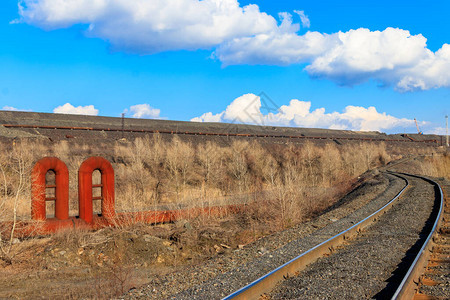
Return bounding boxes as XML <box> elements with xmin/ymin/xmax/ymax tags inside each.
<box><xmin>419</xmin><ymin>152</ymin><xmax>450</xmax><ymax>179</ymax></box>
<box><xmin>273</xmin><ymin>167</ymin><xmax>305</xmax><ymax>228</ymax></box>
<box><xmin>320</xmin><ymin>143</ymin><xmax>343</xmax><ymax>187</ymax></box>
<box><xmin>301</xmin><ymin>141</ymin><xmax>322</xmax><ymax>187</ymax></box>
<box><xmin>95</xmin><ymin>260</ymin><xmax>135</xmax><ymax>298</ymax></box>
<box><xmin>0</xmin><ymin>135</ymin><xmax>436</xmax><ymax>238</ymax></box>
<box><xmin>52</xmin><ymin>226</ymin><xmax>94</xmax><ymax>249</ymax></box>
<box><xmin>197</xmin><ymin>141</ymin><xmax>222</xmax><ymax>184</ymax></box>
<box><xmin>114</xmin><ymin>136</ymin><xmax>164</xmax><ymax>212</ymax></box>
<box><xmin>198</xmin><ymin>142</ymin><xmax>229</xmax><ymax>197</ymax></box>
<box><xmin>0</xmin><ymin>139</ymin><xmax>40</xmax><ymax>262</ymax></box>
<box><xmin>228</xmin><ymin>140</ymin><xmax>250</xmax><ymax>194</ymax></box>
<box><xmin>165</xmin><ymin>136</ymin><xmax>195</xmax><ymax>201</ymax></box>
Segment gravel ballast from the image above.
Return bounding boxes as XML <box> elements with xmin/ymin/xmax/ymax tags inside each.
<box><xmin>416</xmin><ymin>180</ymin><xmax>450</xmax><ymax>298</ymax></box>
<box><xmin>126</xmin><ymin>172</ymin><xmax>407</xmax><ymax>299</ymax></box>
<box><xmin>269</xmin><ymin>174</ymin><xmax>438</xmax><ymax>299</ymax></box>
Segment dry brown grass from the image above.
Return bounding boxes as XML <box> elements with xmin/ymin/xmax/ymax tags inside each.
<box><xmin>1</xmin><ymin>135</ymin><xmax>444</xmax><ymax>298</ymax></box>
<box><xmin>0</xmin><ymin>140</ymin><xmax>44</xmax><ymax>262</ymax></box>
<box><xmin>0</xmin><ymin>137</ymin><xmax>424</xmax><ymax>227</ymax></box>
<box><xmin>1</xmin><ymin>136</ymin><xmax>443</xmax><ymax>248</ymax></box>
<box><xmin>416</xmin><ymin>152</ymin><xmax>450</xmax><ymax>179</ymax></box>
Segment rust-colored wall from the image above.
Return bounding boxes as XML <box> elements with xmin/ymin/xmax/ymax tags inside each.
<box><xmin>18</xmin><ymin>156</ymin><xmax>241</xmax><ymax>237</ymax></box>
<box><xmin>78</xmin><ymin>156</ymin><xmax>115</xmax><ymax>224</ymax></box>
<box><xmin>31</xmin><ymin>157</ymin><xmax>69</xmax><ymax>220</ymax></box>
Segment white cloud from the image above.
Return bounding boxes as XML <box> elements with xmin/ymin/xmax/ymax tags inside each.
<box><xmin>191</xmin><ymin>111</ymin><xmax>223</xmax><ymax>123</ymax></box>
<box><xmin>126</xmin><ymin>104</ymin><xmax>161</xmax><ymax>119</ymax></box>
<box><xmin>304</xmin><ymin>28</ymin><xmax>450</xmax><ymax>91</ymax></box>
<box><xmin>295</xmin><ymin>10</ymin><xmax>310</xmax><ymax>28</ymax></box>
<box><xmin>191</xmin><ymin>93</ymin><xmax>266</xmax><ymax>124</ymax></box>
<box><xmin>53</xmin><ymin>103</ymin><xmax>99</xmax><ymax>115</ymax></box>
<box><xmin>215</xmin><ymin>13</ymin><xmax>332</xmax><ymax>66</ymax></box>
<box><xmin>428</xmin><ymin>127</ymin><xmax>447</xmax><ymax>135</ymax></box>
<box><xmin>17</xmin><ymin>1</ymin><xmax>450</xmax><ymax>91</ymax></box>
<box><xmin>192</xmin><ymin>93</ymin><xmax>418</xmax><ymax>132</ymax></box>
<box><xmin>217</xmin><ymin>27</ymin><xmax>450</xmax><ymax>91</ymax></box>
<box><xmin>18</xmin><ymin>0</ymin><xmax>276</xmax><ymax>53</ymax></box>
<box><xmin>3</xmin><ymin>105</ymin><xmax>19</xmax><ymax>111</ymax></box>
<box><xmin>2</xmin><ymin>105</ymin><xmax>32</xmax><ymax>112</ymax></box>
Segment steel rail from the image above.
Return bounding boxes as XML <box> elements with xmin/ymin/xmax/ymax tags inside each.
<box><xmin>391</xmin><ymin>175</ymin><xmax>445</xmax><ymax>300</ymax></box>
<box><xmin>223</xmin><ymin>173</ymin><xmax>410</xmax><ymax>300</ymax></box>
<box><xmin>2</xmin><ymin>123</ymin><xmax>440</xmax><ymax>144</ymax></box>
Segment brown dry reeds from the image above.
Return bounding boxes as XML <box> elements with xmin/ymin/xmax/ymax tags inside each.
<box><xmin>0</xmin><ymin>135</ymin><xmax>443</xmax><ymax>236</ymax></box>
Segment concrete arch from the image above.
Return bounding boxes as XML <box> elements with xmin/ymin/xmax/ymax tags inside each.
<box><xmin>31</xmin><ymin>157</ymin><xmax>69</xmax><ymax>220</ymax></box>
<box><xmin>78</xmin><ymin>157</ymin><xmax>115</xmax><ymax>223</ymax></box>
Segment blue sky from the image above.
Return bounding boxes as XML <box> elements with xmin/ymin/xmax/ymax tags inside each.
<box><xmin>0</xmin><ymin>0</ymin><xmax>449</xmax><ymax>133</ymax></box>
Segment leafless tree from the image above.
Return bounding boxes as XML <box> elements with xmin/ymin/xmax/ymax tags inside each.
<box><xmin>0</xmin><ymin>140</ymin><xmax>35</xmax><ymax>263</ymax></box>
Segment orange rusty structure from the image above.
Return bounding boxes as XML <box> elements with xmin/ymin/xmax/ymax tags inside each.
<box><xmin>31</xmin><ymin>157</ymin><xmax>69</xmax><ymax>221</ymax></box>
<box><xmin>0</xmin><ymin>156</ymin><xmax>245</xmax><ymax>237</ymax></box>
<box><xmin>78</xmin><ymin>156</ymin><xmax>115</xmax><ymax>224</ymax></box>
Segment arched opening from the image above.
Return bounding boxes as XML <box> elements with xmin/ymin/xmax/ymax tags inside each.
<box><xmin>78</xmin><ymin>157</ymin><xmax>115</xmax><ymax>224</ymax></box>
<box><xmin>45</xmin><ymin>170</ymin><xmax>56</xmax><ymax>218</ymax></box>
<box><xmin>92</xmin><ymin>169</ymin><xmax>102</xmax><ymax>216</ymax></box>
<box><xmin>31</xmin><ymin>157</ymin><xmax>69</xmax><ymax>220</ymax></box>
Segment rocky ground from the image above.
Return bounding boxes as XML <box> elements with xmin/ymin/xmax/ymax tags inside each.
<box><xmin>268</xmin><ymin>174</ymin><xmax>439</xmax><ymax>299</ymax></box>
<box><xmin>0</xmin><ymin>111</ymin><xmax>446</xmax><ymax>299</ymax></box>
<box><xmin>416</xmin><ymin>179</ymin><xmax>450</xmax><ymax>298</ymax></box>
<box><xmin>0</xmin><ymin>169</ymin><xmax>391</xmax><ymax>299</ymax></box>
<box><xmin>125</xmin><ymin>172</ymin><xmax>406</xmax><ymax>299</ymax></box>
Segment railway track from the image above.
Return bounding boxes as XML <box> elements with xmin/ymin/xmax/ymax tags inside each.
<box><xmin>145</xmin><ymin>172</ymin><xmax>444</xmax><ymax>300</ymax></box>
<box><xmin>123</xmin><ymin>172</ymin><xmax>401</xmax><ymax>299</ymax></box>
<box><xmin>414</xmin><ymin>180</ymin><xmax>449</xmax><ymax>299</ymax></box>
<box><xmin>2</xmin><ymin>123</ymin><xmax>440</xmax><ymax>144</ymax></box>
<box><xmin>221</xmin><ymin>173</ymin><xmax>444</xmax><ymax>300</ymax></box>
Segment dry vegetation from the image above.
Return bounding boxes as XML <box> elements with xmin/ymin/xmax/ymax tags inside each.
<box><xmin>0</xmin><ymin>136</ymin><xmax>446</xmax><ymax>298</ymax></box>
<box><xmin>389</xmin><ymin>151</ymin><xmax>450</xmax><ymax>180</ymax></box>
<box><xmin>415</xmin><ymin>152</ymin><xmax>450</xmax><ymax>179</ymax></box>
<box><xmin>0</xmin><ymin>136</ymin><xmax>443</xmax><ymax>235</ymax></box>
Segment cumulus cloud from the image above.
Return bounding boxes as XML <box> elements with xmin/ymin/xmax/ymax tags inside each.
<box><xmin>217</xmin><ymin>27</ymin><xmax>450</xmax><ymax>91</ymax></box>
<box><xmin>192</xmin><ymin>93</ymin><xmax>418</xmax><ymax>132</ymax></box>
<box><xmin>215</xmin><ymin>13</ymin><xmax>333</xmax><ymax>66</ymax></box>
<box><xmin>126</xmin><ymin>104</ymin><xmax>161</xmax><ymax>119</ymax></box>
<box><xmin>2</xmin><ymin>105</ymin><xmax>32</xmax><ymax>112</ymax></box>
<box><xmin>305</xmin><ymin>29</ymin><xmax>450</xmax><ymax>91</ymax></box>
<box><xmin>53</xmin><ymin>103</ymin><xmax>99</xmax><ymax>115</ymax></box>
<box><xmin>17</xmin><ymin>0</ymin><xmax>276</xmax><ymax>53</ymax></box>
<box><xmin>17</xmin><ymin>1</ymin><xmax>450</xmax><ymax>91</ymax></box>
<box><xmin>191</xmin><ymin>93</ymin><xmax>265</xmax><ymax>124</ymax></box>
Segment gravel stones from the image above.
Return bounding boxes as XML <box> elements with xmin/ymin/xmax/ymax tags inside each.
<box><xmin>125</xmin><ymin>172</ymin><xmax>409</xmax><ymax>299</ymax></box>
<box><xmin>416</xmin><ymin>180</ymin><xmax>450</xmax><ymax>298</ymax></box>
<box><xmin>269</xmin><ymin>174</ymin><xmax>438</xmax><ymax>299</ymax></box>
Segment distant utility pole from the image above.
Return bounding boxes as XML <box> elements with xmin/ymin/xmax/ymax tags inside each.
<box><xmin>446</xmin><ymin>115</ymin><xmax>449</xmax><ymax>147</ymax></box>
<box><xmin>121</xmin><ymin>113</ymin><xmax>125</xmax><ymax>139</ymax></box>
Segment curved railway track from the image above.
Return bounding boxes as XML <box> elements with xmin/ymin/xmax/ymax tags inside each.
<box><xmin>414</xmin><ymin>179</ymin><xmax>449</xmax><ymax>299</ymax></box>
<box><xmin>221</xmin><ymin>173</ymin><xmax>444</xmax><ymax>300</ymax></box>
<box><xmin>2</xmin><ymin>124</ymin><xmax>440</xmax><ymax>144</ymax></box>
<box><xmin>120</xmin><ymin>171</ymin><xmax>447</xmax><ymax>299</ymax></box>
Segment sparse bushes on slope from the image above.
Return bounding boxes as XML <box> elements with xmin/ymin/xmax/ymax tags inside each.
<box><xmin>416</xmin><ymin>152</ymin><xmax>449</xmax><ymax>179</ymax></box>
<box><xmin>0</xmin><ymin>140</ymin><xmax>41</xmax><ymax>262</ymax></box>
<box><xmin>1</xmin><ymin>135</ymin><xmax>432</xmax><ymax>232</ymax></box>
<box><xmin>112</xmin><ymin>137</ymin><xmax>395</xmax><ymax>229</ymax></box>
